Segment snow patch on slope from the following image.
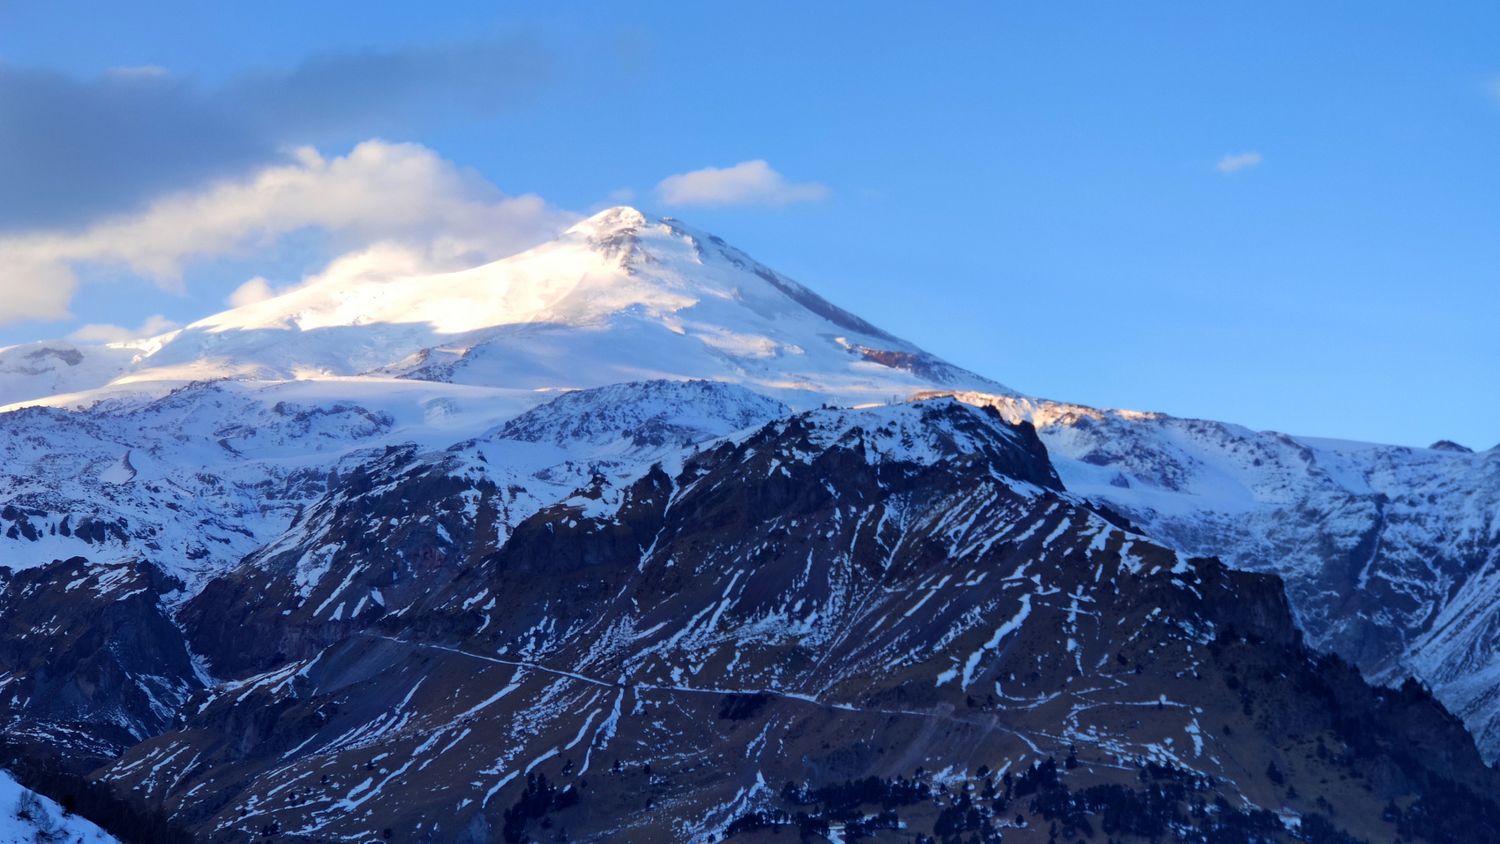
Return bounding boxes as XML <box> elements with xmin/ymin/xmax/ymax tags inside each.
<box><xmin>0</xmin><ymin>769</ymin><xmax>116</xmax><ymax>843</ymax></box>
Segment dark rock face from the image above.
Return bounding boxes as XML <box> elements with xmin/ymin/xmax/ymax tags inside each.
<box><xmin>942</xmin><ymin>392</ymin><xmax>1500</xmax><ymax>765</ymax></box>
<box><xmin>73</xmin><ymin>399</ymin><xmax>1500</xmax><ymax>842</ymax></box>
<box><xmin>22</xmin><ymin>346</ymin><xmax>84</xmax><ymax>368</ymax></box>
<box><xmin>0</xmin><ymin>557</ymin><xmax>200</xmax><ymax>766</ymax></box>
<box><xmin>179</xmin><ymin>445</ymin><xmax>489</xmax><ymax>677</ymax></box>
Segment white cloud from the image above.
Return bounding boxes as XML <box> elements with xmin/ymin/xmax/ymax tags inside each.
<box><xmin>0</xmin><ymin>140</ymin><xmax>577</xmax><ymax>325</ymax></box>
<box><xmin>227</xmin><ymin>276</ymin><xmax>277</xmax><ymax>308</ymax></box>
<box><xmin>68</xmin><ymin>314</ymin><xmax>180</xmax><ymax>344</ymax></box>
<box><xmin>656</xmin><ymin>160</ymin><xmax>829</xmax><ymax>207</ymax></box>
<box><xmin>246</xmin><ymin>242</ymin><xmax>460</xmax><ymax>305</ymax></box>
<box><xmin>1487</xmin><ymin>76</ymin><xmax>1500</xmax><ymax>104</ymax></box>
<box><xmin>1216</xmin><ymin>151</ymin><xmax>1264</xmax><ymax>174</ymax></box>
<box><xmin>0</xmin><ymin>244</ymin><xmax>77</xmax><ymax>323</ymax></box>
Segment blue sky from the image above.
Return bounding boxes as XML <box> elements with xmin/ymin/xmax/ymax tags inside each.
<box><xmin>1</xmin><ymin>2</ymin><xmax>1496</xmax><ymax>447</ymax></box>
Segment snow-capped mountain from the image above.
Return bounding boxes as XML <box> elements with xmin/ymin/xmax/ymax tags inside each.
<box><xmin>0</xmin><ymin>207</ymin><xmax>1002</xmax><ymax>582</ymax></box>
<box><xmin>0</xmin><ymin>207</ymin><xmax>1497</xmax><ymax>841</ymax></box>
<box><xmin>0</xmin><ymin>207</ymin><xmax>1003</xmax><ymax>414</ymax></box>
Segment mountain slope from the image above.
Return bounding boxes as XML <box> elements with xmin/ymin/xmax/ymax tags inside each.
<box><xmin>104</xmin><ymin>394</ymin><xmax>1500</xmax><ymax>841</ymax></box>
<box><xmin>0</xmin><ymin>206</ymin><xmax>1008</xmax><ymax>584</ymax></box>
<box><xmin>0</xmin><ymin>208</ymin><xmax>1495</xmax><ymax>840</ymax></box>
<box><xmin>0</xmin><ymin>207</ymin><xmax>1005</xmax><ymax>414</ymax></box>
<box><xmin>0</xmin><ymin>769</ymin><xmax>117</xmax><ymax>844</ymax></box>
<box><xmin>938</xmin><ymin>392</ymin><xmax>1500</xmax><ymax>763</ymax></box>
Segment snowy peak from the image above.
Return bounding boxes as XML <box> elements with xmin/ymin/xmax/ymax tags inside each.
<box><xmin>186</xmin><ymin>205</ymin><xmax>776</xmax><ymax>337</ymax></box>
<box><xmin>0</xmin><ymin>209</ymin><xmax>1008</xmax><ymax>411</ymax></box>
<box><xmin>188</xmin><ymin>211</ymin><xmax>663</xmax><ymax>336</ymax></box>
<box><xmin>566</xmin><ymin>204</ymin><xmax>650</xmax><ymax>243</ymax></box>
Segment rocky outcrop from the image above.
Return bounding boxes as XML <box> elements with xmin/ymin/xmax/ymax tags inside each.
<box><xmin>88</xmin><ymin>397</ymin><xmax>1500</xmax><ymax>842</ymax></box>
<box><xmin>0</xmin><ymin>557</ymin><xmax>200</xmax><ymax>766</ymax></box>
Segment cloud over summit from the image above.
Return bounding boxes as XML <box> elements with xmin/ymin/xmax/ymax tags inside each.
<box><xmin>0</xmin><ymin>141</ymin><xmax>576</xmax><ymax>326</ymax></box>
<box><xmin>657</xmin><ymin>160</ymin><xmax>829</xmax><ymax>207</ymax></box>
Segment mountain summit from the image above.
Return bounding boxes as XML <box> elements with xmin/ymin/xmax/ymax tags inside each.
<box><xmin>0</xmin><ymin>207</ymin><xmax>1006</xmax><ymax>412</ymax></box>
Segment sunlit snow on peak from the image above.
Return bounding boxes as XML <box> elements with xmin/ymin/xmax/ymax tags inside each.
<box><xmin>0</xmin><ymin>211</ymin><xmax>1007</xmax><ymax>411</ymax></box>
